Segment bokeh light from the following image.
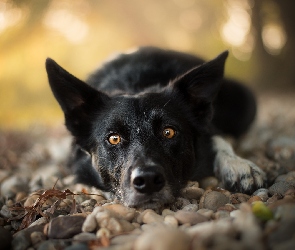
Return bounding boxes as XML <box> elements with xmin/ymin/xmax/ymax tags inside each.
<box><xmin>0</xmin><ymin>0</ymin><xmax>293</xmax><ymax>130</ymax></box>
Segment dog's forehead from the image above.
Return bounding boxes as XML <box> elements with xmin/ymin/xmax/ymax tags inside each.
<box><xmin>95</xmin><ymin>93</ymin><xmax>182</xmax><ymax>132</ymax></box>
<box><xmin>110</xmin><ymin>93</ymin><xmax>176</xmax><ymax>119</ymax></box>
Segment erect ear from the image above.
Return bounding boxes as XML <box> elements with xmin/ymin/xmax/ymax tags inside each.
<box><xmin>45</xmin><ymin>58</ymin><xmax>110</xmax><ymax>144</ymax></box>
<box><xmin>170</xmin><ymin>51</ymin><xmax>228</xmax><ymax>127</ymax></box>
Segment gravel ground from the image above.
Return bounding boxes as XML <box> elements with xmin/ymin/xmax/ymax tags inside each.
<box><xmin>0</xmin><ymin>91</ymin><xmax>295</xmax><ymax>250</ymax></box>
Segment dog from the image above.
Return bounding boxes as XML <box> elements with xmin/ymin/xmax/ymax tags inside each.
<box><xmin>46</xmin><ymin>47</ymin><xmax>266</xmax><ymax>209</ymax></box>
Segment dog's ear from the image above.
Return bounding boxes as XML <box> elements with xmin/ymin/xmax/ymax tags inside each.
<box><xmin>170</xmin><ymin>51</ymin><xmax>228</xmax><ymax>127</ymax></box>
<box><xmin>45</xmin><ymin>58</ymin><xmax>110</xmax><ymax>143</ymax></box>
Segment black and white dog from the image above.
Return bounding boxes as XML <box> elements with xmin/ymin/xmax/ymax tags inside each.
<box><xmin>46</xmin><ymin>47</ymin><xmax>266</xmax><ymax>209</ymax></box>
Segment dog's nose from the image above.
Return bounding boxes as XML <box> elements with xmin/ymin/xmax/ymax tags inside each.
<box><xmin>131</xmin><ymin>167</ymin><xmax>165</xmax><ymax>193</ymax></box>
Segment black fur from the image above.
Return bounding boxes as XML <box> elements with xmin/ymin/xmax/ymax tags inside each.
<box><xmin>46</xmin><ymin>47</ymin><xmax>259</xmax><ymax>209</ymax></box>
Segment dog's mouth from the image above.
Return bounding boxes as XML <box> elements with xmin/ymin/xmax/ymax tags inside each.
<box><xmin>119</xmin><ymin>185</ymin><xmax>175</xmax><ymax>209</ymax></box>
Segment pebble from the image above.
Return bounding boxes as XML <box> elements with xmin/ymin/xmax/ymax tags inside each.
<box><xmin>95</xmin><ymin>209</ymin><xmax>112</xmax><ymax>226</ymax></box>
<box><xmin>96</xmin><ymin>227</ymin><xmax>110</xmax><ymax>238</ymax></box>
<box><xmin>0</xmin><ymin>204</ymin><xmax>12</xmax><ymax>218</ymax></box>
<box><xmin>164</xmin><ymin>215</ymin><xmax>178</xmax><ymax>227</ymax></box>
<box><xmin>37</xmin><ymin>239</ymin><xmax>70</xmax><ymax>250</ymax></box>
<box><xmin>182</xmin><ymin>203</ymin><xmax>199</xmax><ymax>212</ymax></box>
<box><xmin>200</xmin><ymin>191</ymin><xmax>230</xmax><ymax>212</ymax></box>
<box><xmin>215</xmin><ymin>210</ymin><xmax>230</xmax><ymax>220</ymax></box>
<box><xmin>30</xmin><ymin>231</ymin><xmax>46</xmax><ymax>246</ymax></box>
<box><xmin>64</xmin><ymin>243</ymin><xmax>88</xmax><ymax>250</ymax></box>
<box><xmin>274</xmin><ymin>204</ymin><xmax>295</xmax><ymax>221</ymax></box>
<box><xmin>199</xmin><ymin>176</ymin><xmax>219</xmax><ymax>190</ymax></box>
<box><xmin>73</xmin><ymin>232</ymin><xmax>97</xmax><ymax>241</ymax></box>
<box><xmin>24</xmin><ymin>194</ymin><xmax>41</xmax><ymax>207</ymax></box>
<box><xmin>272</xmin><ymin>239</ymin><xmax>295</xmax><ymax>250</ymax></box>
<box><xmin>266</xmin><ymin>136</ymin><xmax>295</xmax><ymax>170</ymax></box>
<box><xmin>15</xmin><ymin>192</ymin><xmax>28</xmax><ymax>202</ymax></box>
<box><xmin>174</xmin><ymin>210</ymin><xmax>208</xmax><ymax>225</ymax></box>
<box><xmin>1</xmin><ymin>175</ymin><xmax>30</xmax><ymax>198</ymax></box>
<box><xmin>80</xmin><ymin>199</ymin><xmax>97</xmax><ymax>212</ymax></box>
<box><xmin>217</xmin><ymin>204</ymin><xmax>236</xmax><ymax>213</ymax></box>
<box><xmin>103</xmin><ymin>203</ymin><xmax>136</xmax><ymax>221</ymax></box>
<box><xmin>267</xmin><ymin>137</ymin><xmax>295</xmax><ymax>159</ymax></box>
<box><xmin>185</xmin><ymin>219</ymin><xmax>234</xmax><ymax>240</ymax></box>
<box><xmin>137</xmin><ymin>209</ymin><xmax>164</xmax><ymax>224</ymax></box>
<box><xmin>253</xmin><ymin>188</ymin><xmax>269</xmax><ymax>202</ymax></box>
<box><xmin>0</xmin><ymin>169</ymin><xmax>9</xmax><ymax>183</ymax></box>
<box><xmin>161</xmin><ymin>209</ymin><xmax>175</xmax><ymax>217</ymax></box>
<box><xmin>47</xmin><ymin>215</ymin><xmax>86</xmax><ymax>239</ymax></box>
<box><xmin>230</xmin><ymin>193</ymin><xmax>250</xmax><ymax>204</ymax></box>
<box><xmin>170</xmin><ymin>197</ymin><xmax>191</xmax><ymax>210</ymax></box>
<box><xmin>111</xmin><ymin>233</ymin><xmax>139</xmax><ymax>245</ymax></box>
<box><xmin>181</xmin><ymin>186</ymin><xmax>204</xmax><ymax>200</ymax></box>
<box><xmin>197</xmin><ymin>208</ymin><xmax>214</xmax><ymax>219</ymax></box>
<box><xmin>106</xmin><ymin>217</ymin><xmax>135</xmax><ymax>234</ymax></box>
<box><xmin>12</xmin><ymin>225</ymin><xmax>44</xmax><ymax>250</ymax></box>
<box><xmin>12</xmin><ymin>231</ymin><xmax>32</xmax><ymax>250</ymax></box>
<box><xmin>0</xmin><ymin>226</ymin><xmax>12</xmax><ymax>249</ymax></box>
<box><xmin>268</xmin><ymin>218</ymin><xmax>295</xmax><ymax>248</ymax></box>
<box><xmin>80</xmin><ymin>199</ymin><xmax>97</xmax><ymax>208</ymax></box>
<box><xmin>248</xmin><ymin>196</ymin><xmax>262</xmax><ymax>204</ymax></box>
<box><xmin>269</xmin><ymin>182</ymin><xmax>295</xmax><ymax>196</ymax></box>
<box><xmin>29</xmin><ymin>217</ymin><xmax>48</xmax><ymax>228</ymax></box>
<box><xmin>134</xmin><ymin>227</ymin><xmax>191</xmax><ymax>250</ymax></box>
<box><xmin>82</xmin><ymin>211</ymin><xmax>97</xmax><ymax>232</ymax></box>
<box><xmin>284</xmin><ymin>189</ymin><xmax>295</xmax><ymax>200</ymax></box>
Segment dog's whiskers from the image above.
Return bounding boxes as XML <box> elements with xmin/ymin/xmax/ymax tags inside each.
<box><xmin>163</xmin><ymin>99</ymin><xmax>171</xmax><ymax>107</ymax></box>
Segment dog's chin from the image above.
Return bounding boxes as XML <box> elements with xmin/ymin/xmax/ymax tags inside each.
<box><xmin>121</xmin><ymin>186</ymin><xmax>175</xmax><ymax>210</ymax></box>
<box><xmin>124</xmin><ymin>197</ymin><xmax>173</xmax><ymax>210</ymax></box>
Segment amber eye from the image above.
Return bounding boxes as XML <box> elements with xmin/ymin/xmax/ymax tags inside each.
<box><xmin>108</xmin><ymin>133</ymin><xmax>121</xmax><ymax>145</ymax></box>
<box><xmin>163</xmin><ymin>127</ymin><xmax>176</xmax><ymax>139</ymax></box>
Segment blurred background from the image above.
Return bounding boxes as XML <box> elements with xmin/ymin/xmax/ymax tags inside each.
<box><xmin>0</xmin><ymin>0</ymin><xmax>294</xmax><ymax>130</ymax></box>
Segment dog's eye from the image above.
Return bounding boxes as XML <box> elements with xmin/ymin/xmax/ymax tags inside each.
<box><xmin>108</xmin><ymin>133</ymin><xmax>121</xmax><ymax>145</ymax></box>
<box><xmin>163</xmin><ymin>127</ymin><xmax>176</xmax><ymax>139</ymax></box>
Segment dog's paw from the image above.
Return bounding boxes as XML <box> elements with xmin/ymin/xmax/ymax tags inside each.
<box><xmin>214</xmin><ymin>153</ymin><xmax>266</xmax><ymax>193</ymax></box>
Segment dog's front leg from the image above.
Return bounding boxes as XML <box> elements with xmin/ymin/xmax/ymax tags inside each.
<box><xmin>212</xmin><ymin>136</ymin><xmax>266</xmax><ymax>193</ymax></box>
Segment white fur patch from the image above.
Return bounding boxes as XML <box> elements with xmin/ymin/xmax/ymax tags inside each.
<box><xmin>212</xmin><ymin>136</ymin><xmax>266</xmax><ymax>192</ymax></box>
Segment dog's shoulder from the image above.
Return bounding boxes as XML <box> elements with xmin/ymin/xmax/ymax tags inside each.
<box><xmin>87</xmin><ymin>47</ymin><xmax>205</xmax><ymax>94</ymax></box>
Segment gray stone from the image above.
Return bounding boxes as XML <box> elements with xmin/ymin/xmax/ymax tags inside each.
<box><xmin>273</xmin><ymin>239</ymin><xmax>295</xmax><ymax>250</ymax></box>
<box><xmin>0</xmin><ymin>204</ymin><xmax>12</xmax><ymax>218</ymax></box>
<box><xmin>274</xmin><ymin>204</ymin><xmax>295</xmax><ymax>221</ymax></box>
<box><xmin>0</xmin><ymin>226</ymin><xmax>12</xmax><ymax>250</ymax></box>
<box><xmin>73</xmin><ymin>232</ymin><xmax>97</xmax><ymax>241</ymax></box>
<box><xmin>266</xmin><ymin>136</ymin><xmax>295</xmax><ymax>171</ymax></box>
<box><xmin>182</xmin><ymin>204</ymin><xmax>199</xmax><ymax>212</ymax></box>
<box><xmin>201</xmin><ymin>191</ymin><xmax>230</xmax><ymax>212</ymax></box>
<box><xmin>253</xmin><ymin>188</ymin><xmax>269</xmax><ymax>202</ymax></box>
<box><xmin>215</xmin><ymin>210</ymin><xmax>230</xmax><ymax>220</ymax></box>
<box><xmin>1</xmin><ymin>175</ymin><xmax>29</xmax><ymax>198</ymax></box>
<box><xmin>269</xmin><ymin>182</ymin><xmax>295</xmax><ymax>196</ymax></box>
<box><xmin>30</xmin><ymin>231</ymin><xmax>46</xmax><ymax>246</ymax></box>
<box><xmin>80</xmin><ymin>199</ymin><xmax>97</xmax><ymax>208</ymax></box>
<box><xmin>64</xmin><ymin>243</ymin><xmax>88</xmax><ymax>250</ymax></box>
<box><xmin>12</xmin><ymin>225</ymin><xmax>44</xmax><ymax>250</ymax></box>
<box><xmin>37</xmin><ymin>239</ymin><xmax>70</xmax><ymax>250</ymax></box>
<box><xmin>268</xmin><ymin>218</ymin><xmax>295</xmax><ymax>247</ymax></box>
<box><xmin>12</xmin><ymin>230</ymin><xmax>31</xmax><ymax>250</ymax></box>
<box><xmin>48</xmin><ymin>215</ymin><xmax>86</xmax><ymax>239</ymax></box>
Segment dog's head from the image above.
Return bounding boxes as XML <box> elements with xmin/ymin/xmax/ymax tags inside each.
<box><xmin>45</xmin><ymin>51</ymin><xmax>228</xmax><ymax>209</ymax></box>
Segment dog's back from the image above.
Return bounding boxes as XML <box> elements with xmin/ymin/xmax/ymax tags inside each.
<box><xmin>87</xmin><ymin>47</ymin><xmax>256</xmax><ymax>137</ymax></box>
